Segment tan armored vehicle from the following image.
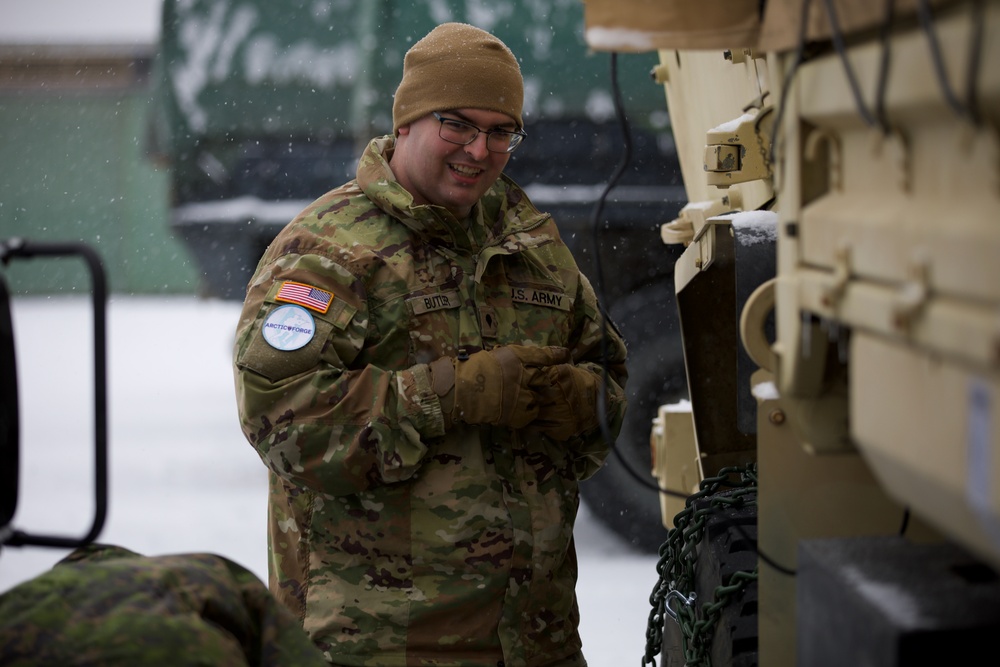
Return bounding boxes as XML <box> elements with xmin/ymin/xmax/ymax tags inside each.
<box><xmin>583</xmin><ymin>0</ymin><xmax>1000</xmax><ymax>664</ymax></box>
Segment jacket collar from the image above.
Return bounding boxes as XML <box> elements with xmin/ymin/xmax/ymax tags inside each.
<box><xmin>355</xmin><ymin>136</ymin><xmax>549</xmax><ymax>254</ymax></box>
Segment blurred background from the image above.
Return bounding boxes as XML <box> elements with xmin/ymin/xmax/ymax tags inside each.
<box><xmin>0</xmin><ymin>0</ymin><xmax>197</xmax><ymax>294</ymax></box>
<box><xmin>1</xmin><ymin>0</ymin><xmax>688</xmax><ymax>555</ymax></box>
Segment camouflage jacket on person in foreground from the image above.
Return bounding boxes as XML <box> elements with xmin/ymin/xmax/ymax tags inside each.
<box><xmin>0</xmin><ymin>544</ymin><xmax>328</xmax><ymax>666</ymax></box>
<box><xmin>233</xmin><ymin>136</ymin><xmax>628</xmax><ymax>667</ymax></box>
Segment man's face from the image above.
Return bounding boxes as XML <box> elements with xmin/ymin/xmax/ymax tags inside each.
<box><xmin>390</xmin><ymin>108</ymin><xmax>516</xmax><ymax>219</ymax></box>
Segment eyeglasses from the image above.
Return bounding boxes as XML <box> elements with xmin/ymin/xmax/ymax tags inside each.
<box><xmin>432</xmin><ymin>112</ymin><xmax>527</xmax><ymax>154</ymax></box>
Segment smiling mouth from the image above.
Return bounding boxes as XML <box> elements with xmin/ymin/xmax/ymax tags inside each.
<box><xmin>449</xmin><ymin>163</ymin><xmax>482</xmax><ymax>178</ymax></box>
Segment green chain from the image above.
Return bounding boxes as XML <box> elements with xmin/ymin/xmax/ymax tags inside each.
<box><xmin>642</xmin><ymin>464</ymin><xmax>759</xmax><ymax>667</ymax></box>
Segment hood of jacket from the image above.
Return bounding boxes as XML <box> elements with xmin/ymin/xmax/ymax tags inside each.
<box><xmin>355</xmin><ymin>135</ymin><xmax>552</xmax><ymax>256</ymax></box>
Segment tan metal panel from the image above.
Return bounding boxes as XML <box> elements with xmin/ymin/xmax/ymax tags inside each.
<box><xmin>582</xmin><ymin>0</ymin><xmax>761</xmax><ymax>52</ymax></box>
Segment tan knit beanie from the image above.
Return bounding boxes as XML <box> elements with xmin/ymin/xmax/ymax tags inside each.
<box><xmin>392</xmin><ymin>23</ymin><xmax>524</xmax><ymax>133</ymax></box>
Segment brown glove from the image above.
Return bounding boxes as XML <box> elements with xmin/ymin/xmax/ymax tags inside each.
<box><xmin>429</xmin><ymin>346</ymin><xmax>570</xmax><ymax>428</ymax></box>
<box><xmin>532</xmin><ymin>364</ymin><xmax>602</xmax><ymax>440</ymax></box>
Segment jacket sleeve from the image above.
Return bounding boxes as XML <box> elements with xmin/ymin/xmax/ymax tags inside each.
<box><xmin>233</xmin><ymin>251</ymin><xmax>445</xmax><ymax>497</ymax></box>
<box><xmin>565</xmin><ymin>271</ymin><xmax>629</xmax><ymax>481</ymax></box>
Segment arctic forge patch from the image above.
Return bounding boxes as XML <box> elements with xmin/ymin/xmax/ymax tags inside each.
<box><xmin>276</xmin><ymin>281</ymin><xmax>333</xmax><ymax>313</ymax></box>
<box><xmin>262</xmin><ymin>304</ymin><xmax>316</xmax><ymax>351</ymax></box>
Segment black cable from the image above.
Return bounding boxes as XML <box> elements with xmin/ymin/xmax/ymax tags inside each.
<box><xmin>962</xmin><ymin>0</ymin><xmax>985</xmax><ymax>125</ymax></box>
<box><xmin>917</xmin><ymin>0</ymin><xmax>981</xmax><ymax>124</ymax></box>
<box><xmin>874</xmin><ymin>0</ymin><xmax>897</xmax><ymax>131</ymax></box>
<box><xmin>725</xmin><ymin>505</ymin><xmax>797</xmax><ymax>576</ymax></box>
<box><xmin>769</xmin><ymin>0</ymin><xmax>814</xmax><ymax>169</ymax></box>
<box><xmin>590</xmin><ymin>54</ymin><xmax>797</xmax><ymax>577</ymax></box>
<box><xmin>589</xmin><ymin>55</ymin><xmax>632</xmax><ymax>293</ymax></box>
<box><xmin>589</xmin><ymin>52</ymin><xmax>690</xmax><ymax>501</ymax></box>
<box><xmin>822</xmin><ymin>0</ymin><xmax>880</xmax><ymax>128</ymax></box>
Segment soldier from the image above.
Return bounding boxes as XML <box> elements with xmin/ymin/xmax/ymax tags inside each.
<box><xmin>233</xmin><ymin>22</ymin><xmax>628</xmax><ymax>667</ymax></box>
<box><xmin>0</xmin><ymin>544</ymin><xmax>329</xmax><ymax>666</ymax></box>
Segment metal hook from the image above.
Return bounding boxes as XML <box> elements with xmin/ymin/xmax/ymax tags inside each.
<box><xmin>663</xmin><ymin>589</ymin><xmax>697</xmax><ymax>623</ymax></box>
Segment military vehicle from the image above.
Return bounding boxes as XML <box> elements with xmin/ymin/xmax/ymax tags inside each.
<box><xmin>6</xmin><ymin>0</ymin><xmax>1000</xmax><ymax>664</ymax></box>
<box><xmin>578</xmin><ymin>0</ymin><xmax>1000</xmax><ymax>664</ymax></box>
<box><xmin>152</xmin><ymin>0</ymin><xmax>692</xmax><ymax>551</ymax></box>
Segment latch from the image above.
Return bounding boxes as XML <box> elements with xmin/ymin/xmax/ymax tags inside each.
<box><xmin>705</xmin><ymin>144</ymin><xmax>741</xmax><ymax>172</ymax></box>
<box><xmin>703</xmin><ymin>106</ymin><xmax>774</xmax><ymax>188</ymax></box>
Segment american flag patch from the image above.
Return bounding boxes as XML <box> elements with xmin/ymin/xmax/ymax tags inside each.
<box><xmin>275</xmin><ymin>281</ymin><xmax>333</xmax><ymax>314</ymax></box>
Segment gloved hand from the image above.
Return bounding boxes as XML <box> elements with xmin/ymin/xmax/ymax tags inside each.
<box><xmin>531</xmin><ymin>363</ymin><xmax>602</xmax><ymax>440</ymax></box>
<box><xmin>429</xmin><ymin>345</ymin><xmax>570</xmax><ymax>428</ymax></box>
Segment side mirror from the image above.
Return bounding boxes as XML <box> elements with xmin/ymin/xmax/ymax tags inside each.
<box><xmin>0</xmin><ymin>260</ymin><xmax>18</xmax><ymax>530</ymax></box>
<box><xmin>0</xmin><ymin>238</ymin><xmax>108</xmax><ymax>549</ymax></box>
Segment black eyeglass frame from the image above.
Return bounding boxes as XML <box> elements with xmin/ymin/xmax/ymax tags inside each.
<box><xmin>431</xmin><ymin>112</ymin><xmax>527</xmax><ymax>154</ymax></box>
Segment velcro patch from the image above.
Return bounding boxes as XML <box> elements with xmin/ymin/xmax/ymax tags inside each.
<box><xmin>408</xmin><ymin>290</ymin><xmax>460</xmax><ymax>315</ymax></box>
<box><xmin>275</xmin><ymin>281</ymin><xmax>333</xmax><ymax>314</ymax></box>
<box><xmin>510</xmin><ymin>287</ymin><xmax>571</xmax><ymax>311</ymax></box>
<box><xmin>262</xmin><ymin>304</ymin><xmax>315</xmax><ymax>351</ymax></box>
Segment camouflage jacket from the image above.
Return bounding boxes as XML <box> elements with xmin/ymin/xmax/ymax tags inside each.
<box><xmin>233</xmin><ymin>136</ymin><xmax>628</xmax><ymax>667</ymax></box>
<box><xmin>0</xmin><ymin>544</ymin><xmax>328</xmax><ymax>666</ymax></box>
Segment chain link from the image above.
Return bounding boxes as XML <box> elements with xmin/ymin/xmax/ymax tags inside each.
<box><xmin>642</xmin><ymin>464</ymin><xmax>758</xmax><ymax>667</ymax></box>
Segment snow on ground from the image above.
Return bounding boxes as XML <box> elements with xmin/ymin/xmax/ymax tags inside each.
<box><xmin>0</xmin><ymin>295</ymin><xmax>662</xmax><ymax>666</ymax></box>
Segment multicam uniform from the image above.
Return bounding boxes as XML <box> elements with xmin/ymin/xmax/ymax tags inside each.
<box><xmin>233</xmin><ymin>136</ymin><xmax>628</xmax><ymax>667</ymax></box>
